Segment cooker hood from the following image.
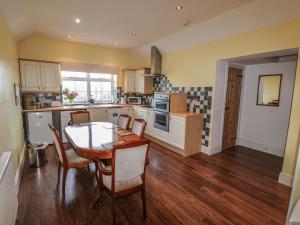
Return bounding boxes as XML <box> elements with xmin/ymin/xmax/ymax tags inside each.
<box><xmin>150</xmin><ymin>46</ymin><xmax>162</xmax><ymax>76</ymax></box>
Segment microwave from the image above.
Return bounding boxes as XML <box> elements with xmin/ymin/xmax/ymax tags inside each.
<box><xmin>128</xmin><ymin>97</ymin><xmax>142</xmax><ymax>105</ymax></box>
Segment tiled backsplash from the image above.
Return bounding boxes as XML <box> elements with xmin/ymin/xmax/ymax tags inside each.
<box><xmin>22</xmin><ymin>92</ymin><xmax>61</xmax><ymax>105</ymax></box>
<box><xmin>115</xmin><ymin>88</ymin><xmax>152</xmax><ymax>105</ymax></box>
<box><xmin>154</xmin><ymin>75</ymin><xmax>212</xmax><ymax>147</ymax></box>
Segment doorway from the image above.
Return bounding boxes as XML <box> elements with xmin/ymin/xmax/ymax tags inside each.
<box><xmin>222</xmin><ymin>67</ymin><xmax>243</xmax><ymax>150</ymax></box>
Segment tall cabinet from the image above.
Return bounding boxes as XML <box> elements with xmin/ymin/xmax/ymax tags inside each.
<box><xmin>20</xmin><ymin>60</ymin><xmax>61</xmax><ymax>92</ymax></box>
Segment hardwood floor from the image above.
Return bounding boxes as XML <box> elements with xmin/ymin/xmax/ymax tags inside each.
<box><xmin>16</xmin><ymin>144</ymin><xmax>291</xmax><ymax>225</ymax></box>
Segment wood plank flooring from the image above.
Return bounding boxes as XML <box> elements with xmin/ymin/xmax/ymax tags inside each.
<box><xmin>16</xmin><ymin>144</ymin><xmax>291</xmax><ymax>225</ymax></box>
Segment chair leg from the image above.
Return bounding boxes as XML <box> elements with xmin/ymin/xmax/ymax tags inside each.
<box><xmin>62</xmin><ymin>168</ymin><xmax>68</xmax><ymax>200</ymax></box>
<box><xmin>56</xmin><ymin>163</ymin><xmax>61</xmax><ymax>191</ymax></box>
<box><xmin>87</xmin><ymin>164</ymin><xmax>90</xmax><ymax>172</ymax></box>
<box><xmin>141</xmin><ymin>187</ymin><xmax>147</xmax><ymax>219</ymax></box>
<box><xmin>112</xmin><ymin>198</ymin><xmax>116</xmax><ymax>225</ymax></box>
<box><xmin>94</xmin><ymin>162</ymin><xmax>99</xmax><ymax>186</ymax></box>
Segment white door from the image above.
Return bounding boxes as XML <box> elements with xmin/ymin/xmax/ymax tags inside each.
<box><xmin>168</xmin><ymin>115</ymin><xmax>185</xmax><ymax>149</ymax></box>
<box><xmin>27</xmin><ymin>112</ymin><xmax>53</xmax><ymax>144</ymax></box>
<box><xmin>20</xmin><ymin>61</ymin><xmax>41</xmax><ymax>92</ymax></box>
<box><xmin>40</xmin><ymin>62</ymin><xmax>60</xmax><ymax>92</ymax></box>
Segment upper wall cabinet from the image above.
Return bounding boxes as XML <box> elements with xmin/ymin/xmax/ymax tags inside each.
<box><xmin>123</xmin><ymin>69</ymin><xmax>135</xmax><ymax>93</ymax></box>
<box><xmin>20</xmin><ymin>60</ymin><xmax>61</xmax><ymax>92</ymax></box>
<box><xmin>123</xmin><ymin>68</ymin><xmax>153</xmax><ymax>94</ymax></box>
<box><xmin>135</xmin><ymin>68</ymin><xmax>153</xmax><ymax>94</ymax></box>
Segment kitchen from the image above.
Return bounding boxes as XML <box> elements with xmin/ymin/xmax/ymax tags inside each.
<box><xmin>1</xmin><ymin>1</ymin><xmax>300</xmax><ymax>225</ymax></box>
<box><xmin>22</xmin><ymin>46</ymin><xmax>203</xmax><ymax>157</ymax></box>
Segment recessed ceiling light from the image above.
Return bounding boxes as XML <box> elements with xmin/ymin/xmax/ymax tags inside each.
<box><xmin>114</xmin><ymin>43</ymin><xmax>118</xmax><ymax>47</ymax></box>
<box><xmin>75</xmin><ymin>18</ymin><xmax>81</xmax><ymax>23</ymax></box>
<box><xmin>132</xmin><ymin>31</ymin><xmax>136</xmax><ymax>36</ymax></box>
<box><xmin>67</xmin><ymin>34</ymin><xmax>72</xmax><ymax>39</ymax></box>
<box><xmin>176</xmin><ymin>5</ymin><xmax>183</xmax><ymax>10</ymax></box>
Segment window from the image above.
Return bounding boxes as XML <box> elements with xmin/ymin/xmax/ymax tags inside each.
<box><xmin>61</xmin><ymin>71</ymin><xmax>117</xmax><ymax>104</ymax></box>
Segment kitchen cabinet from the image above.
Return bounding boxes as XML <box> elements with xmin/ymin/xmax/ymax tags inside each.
<box><xmin>27</xmin><ymin>112</ymin><xmax>53</xmax><ymax>144</ymax></box>
<box><xmin>20</xmin><ymin>61</ymin><xmax>40</xmax><ymax>92</ymax></box>
<box><xmin>121</xmin><ymin>107</ymin><xmax>135</xmax><ymax>127</ymax></box>
<box><xmin>40</xmin><ymin>62</ymin><xmax>61</xmax><ymax>92</ymax></box>
<box><xmin>20</xmin><ymin>60</ymin><xmax>60</xmax><ymax>92</ymax></box>
<box><xmin>168</xmin><ymin>115</ymin><xmax>185</xmax><ymax>149</ymax></box>
<box><xmin>87</xmin><ymin>108</ymin><xmax>108</xmax><ymax>122</ymax></box>
<box><xmin>123</xmin><ymin>70</ymin><xmax>135</xmax><ymax>93</ymax></box>
<box><xmin>134</xmin><ymin>69</ymin><xmax>153</xmax><ymax>94</ymax></box>
<box><xmin>107</xmin><ymin>108</ymin><xmax>122</xmax><ymax>124</ymax></box>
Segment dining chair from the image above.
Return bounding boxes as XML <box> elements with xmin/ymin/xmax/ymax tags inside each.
<box><xmin>98</xmin><ymin>139</ymin><xmax>150</xmax><ymax>225</ymax></box>
<box><xmin>117</xmin><ymin>114</ymin><xmax>131</xmax><ymax>129</ymax></box>
<box><xmin>131</xmin><ymin>119</ymin><xmax>147</xmax><ymax>138</ymax></box>
<box><xmin>70</xmin><ymin>110</ymin><xmax>90</xmax><ymax>125</ymax></box>
<box><xmin>48</xmin><ymin>123</ymin><xmax>95</xmax><ymax>199</ymax></box>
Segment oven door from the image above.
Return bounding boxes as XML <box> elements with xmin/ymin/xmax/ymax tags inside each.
<box><xmin>153</xmin><ymin>99</ymin><xmax>169</xmax><ymax>112</ymax></box>
<box><xmin>154</xmin><ymin>111</ymin><xmax>169</xmax><ymax>132</ymax></box>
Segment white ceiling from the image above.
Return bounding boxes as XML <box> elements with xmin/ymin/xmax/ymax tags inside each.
<box><xmin>0</xmin><ymin>0</ymin><xmax>253</xmax><ymax>48</ymax></box>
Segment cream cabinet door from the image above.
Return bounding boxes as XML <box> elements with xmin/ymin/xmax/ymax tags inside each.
<box><xmin>20</xmin><ymin>60</ymin><xmax>41</xmax><ymax>92</ymax></box>
<box><xmin>135</xmin><ymin>69</ymin><xmax>144</xmax><ymax>93</ymax></box>
<box><xmin>124</xmin><ymin>70</ymin><xmax>135</xmax><ymax>93</ymax></box>
<box><xmin>168</xmin><ymin>115</ymin><xmax>186</xmax><ymax>149</ymax></box>
<box><xmin>40</xmin><ymin>62</ymin><xmax>60</xmax><ymax>92</ymax></box>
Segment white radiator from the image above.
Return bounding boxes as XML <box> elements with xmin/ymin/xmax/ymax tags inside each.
<box><xmin>0</xmin><ymin>152</ymin><xmax>18</xmax><ymax>225</ymax></box>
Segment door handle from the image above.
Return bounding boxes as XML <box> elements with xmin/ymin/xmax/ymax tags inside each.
<box><xmin>225</xmin><ymin>107</ymin><xmax>230</xmax><ymax>110</ymax></box>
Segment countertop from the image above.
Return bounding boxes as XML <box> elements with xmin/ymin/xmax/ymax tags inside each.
<box><xmin>22</xmin><ymin>104</ymin><xmax>201</xmax><ymax>117</ymax></box>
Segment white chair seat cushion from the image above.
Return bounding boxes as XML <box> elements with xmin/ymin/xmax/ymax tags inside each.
<box><xmin>66</xmin><ymin>149</ymin><xmax>89</xmax><ymax>164</ymax></box>
<box><xmin>102</xmin><ymin>165</ymin><xmax>143</xmax><ymax>192</ymax></box>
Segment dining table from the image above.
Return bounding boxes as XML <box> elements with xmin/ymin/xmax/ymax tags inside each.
<box><xmin>64</xmin><ymin>121</ymin><xmax>146</xmax><ymax>207</ymax></box>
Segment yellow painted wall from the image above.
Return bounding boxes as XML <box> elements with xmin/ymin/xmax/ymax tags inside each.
<box><xmin>18</xmin><ymin>34</ymin><xmax>146</xmax><ymax>70</ymax></box>
<box><xmin>162</xmin><ymin>19</ymin><xmax>300</xmax><ymax>176</ymax></box>
<box><xmin>18</xmin><ymin>34</ymin><xmax>147</xmax><ymax>86</ymax></box>
<box><xmin>0</xmin><ymin>11</ymin><xmax>25</xmax><ymax>170</ymax></box>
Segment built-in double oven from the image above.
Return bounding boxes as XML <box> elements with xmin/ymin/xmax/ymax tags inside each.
<box><xmin>153</xmin><ymin>93</ymin><xmax>170</xmax><ymax>132</ymax></box>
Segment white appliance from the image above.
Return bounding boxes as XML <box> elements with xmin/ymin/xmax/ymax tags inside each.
<box><xmin>290</xmin><ymin>199</ymin><xmax>300</xmax><ymax>225</ymax></box>
<box><xmin>107</xmin><ymin>108</ymin><xmax>121</xmax><ymax>124</ymax></box>
<box><xmin>27</xmin><ymin>112</ymin><xmax>53</xmax><ymax>144</ymax></box>
<box><xmin>60</xmin><ymin>111</ymin><xmax>76</xmax><ymax>143</ymax></box>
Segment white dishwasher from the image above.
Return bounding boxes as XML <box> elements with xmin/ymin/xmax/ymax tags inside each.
<box><xmin>107</xmin><ymin>108</ymin><xmax>121</xmax><ymax>125</ymax></box>
<box><xmin>27</xmin><ymin>112</ymin><xmax>54</xmax><ymax>144</ymax></box>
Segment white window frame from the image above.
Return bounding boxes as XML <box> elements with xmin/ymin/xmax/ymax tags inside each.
<box><xmin>61</xmin><ymin>71</ymin><xmax>116</xmax><ymax>104</ymax></box>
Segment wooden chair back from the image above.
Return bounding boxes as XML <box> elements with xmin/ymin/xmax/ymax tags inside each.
<box><xmin>117</xmin><ymin>114</ymin><xmax>131</xmax><ymax>129</ymax></box>
<box><xmin>48</xmin><ymin>123</ymin><xmax>68</xmax><ymax>167</ymax></box>
<box><xmin>70</xmin><ymin>110</ymin><xmax>90</xmax><ymax>125</ymax></box>
<box><xmin>131</xmin><ymin>119</ymin><xmax>147</xmax><ymax>138</ymax></box>
<box><xmin>111</xmin><ymin>139</ymin><xmax>150</xmax><ymax>193</ymax></box>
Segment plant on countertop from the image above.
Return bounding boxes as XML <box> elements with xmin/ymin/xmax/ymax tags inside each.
<box><xmin>63</xmin><ymin>88</ymin><xmax>78</xmax><ymax>103</ymax></box>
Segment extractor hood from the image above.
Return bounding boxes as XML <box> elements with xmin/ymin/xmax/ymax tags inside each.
<box><xmin>150</xmin><ymin>46</ymin><xmax>162</xmax><ymax>76</ymax></box>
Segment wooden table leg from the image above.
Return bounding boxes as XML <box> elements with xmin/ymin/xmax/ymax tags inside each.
<box><xmin>90</xmin><ymin>159</ymin><xmax>103</xmax><ymax>209</ymax></box>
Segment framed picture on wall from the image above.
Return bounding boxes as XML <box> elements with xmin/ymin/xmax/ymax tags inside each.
<box><xmin>14</xmin><ymin>83</ymin><xmax>21</xmax><ymax>106</ymax></box>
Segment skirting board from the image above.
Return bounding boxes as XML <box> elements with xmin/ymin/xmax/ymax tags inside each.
<box><xmin>201</xmin><ymin>145</ymin><xmax>221</xmax><ymax>155</ymax></box>
<box><xmin>15</xmin><ymin>143</ymin><xmax>26</xmax><ymax>193</ymax></box>
<box><xmin>238</xmin><ymin>139</ymin><xmax>284</xmax><ymax>157</ymax></box>
<box><xmin>278</xmin><ymin>172</ymin><xmax>294</xmax><ymax>187</ymax></box>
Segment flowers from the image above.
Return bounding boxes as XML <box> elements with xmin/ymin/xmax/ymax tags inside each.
<box><xmin>63</xmin><ymin>88</ymin><xmax>78</xmax><ymax>103</ymax></box>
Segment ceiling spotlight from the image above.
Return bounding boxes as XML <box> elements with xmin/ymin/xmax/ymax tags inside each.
<box><xmin>75</xmin><ymin>18</ymin><xmax>81</xmax><ymax>23</ymax></box>
<box><xmin>176</xmin><ymin>5</ymin><xmax>183</xmax><ymax>10</ymax></box>
<box><xmin>132</xmin><ymin>31</ymin><xmax>136</xmax><ymax>36</ymax></box>
<box><xmin>114</xmin><ymin>43</ymin><xmax>118</xmax><ymax>47</ymax></box>
<box><xmin>67</xmin><ymin>34</ymin><xmax>72</xmax><ymax>39</ymax></box>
